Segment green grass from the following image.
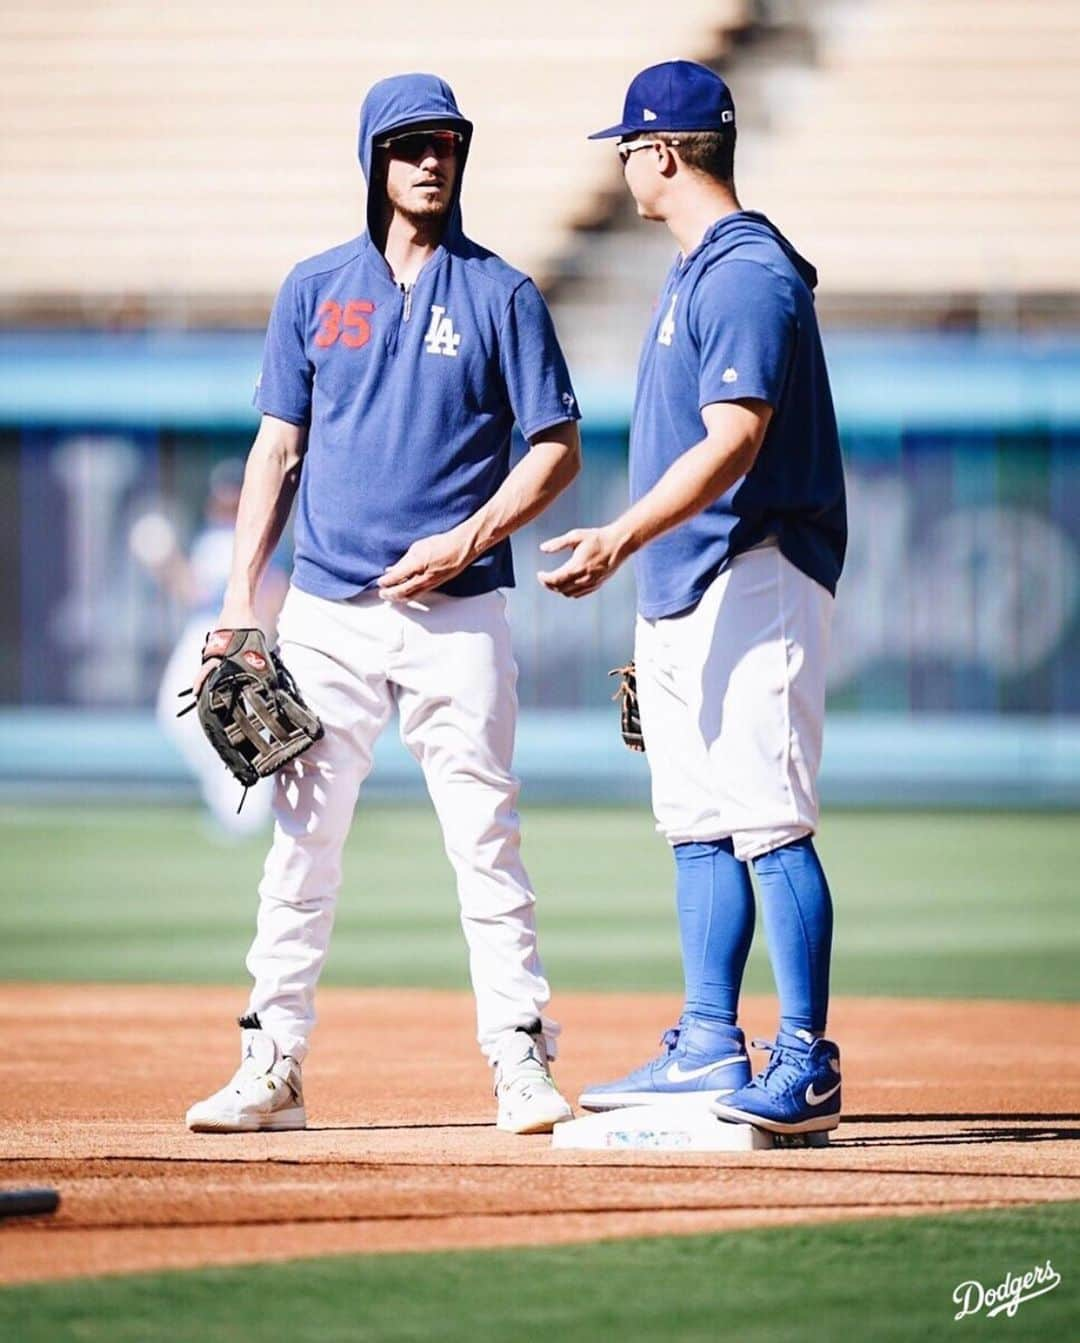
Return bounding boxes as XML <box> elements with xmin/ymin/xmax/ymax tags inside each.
<box><xmin>1</xmin><ymin>1203</ymin><xmax>1076</xmax><ymax>1342</ymax></box>
<box><xmin>1</xmin><ymin>804</ymin><xmax>1077</xmax><ymax>999</ymax></box>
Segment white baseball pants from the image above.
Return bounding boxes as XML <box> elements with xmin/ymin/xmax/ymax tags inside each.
<box><xmin>635</xmin><ymin>541</ymin><xmax>833</xmax><ymax>862</ymax></box>
<box><xmin>244</xmin><ymin>585</ymin><xmax>558</xmax><ymax>1064</ymax></box>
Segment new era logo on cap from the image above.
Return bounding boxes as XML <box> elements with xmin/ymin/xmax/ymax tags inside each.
<box><xmin>589</xmin><ymin>59</ymin><xmax>736</xmax><ymax>139</ymax></box>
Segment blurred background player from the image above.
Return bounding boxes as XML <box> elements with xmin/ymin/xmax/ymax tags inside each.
<box><xmin>130</xmin><ymin>459</ymin><xmax>287</xmax><ymax>837</ymax></box>
<box><xmin>184</xmin><ymin>73</ymin><xmax>582</xmax><ymax>1136</ymax></box>
<box><xmin>542</xmin><ymin>62</ymin><xmax>845</xmax><ymax>1135</ymax></box>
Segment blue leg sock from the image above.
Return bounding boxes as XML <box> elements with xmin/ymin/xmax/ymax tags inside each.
<box><xmin>673</xmin><ymin>839</ymin><xmax>755</xmax><ymax>1027</ymax></box>
<box><xmin>751</xmin><ymin>836</ymin><xmax>833</xmax><ymax>1036</ymax></box>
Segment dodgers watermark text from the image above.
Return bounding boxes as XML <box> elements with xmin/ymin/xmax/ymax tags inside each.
<box><xmin>953</xmin><ymin>1259</ymin><xmax>1061</xmax><ymax>1321</ymax></box>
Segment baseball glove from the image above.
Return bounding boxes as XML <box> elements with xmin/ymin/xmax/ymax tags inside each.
<box><xmin>608</xmin><ymin>661</ymin><xmax>645</xmax><ymax>752</ymax></box>
<box><xmin>177</xmin><ymin>628</ymin><xmax>324</xmax><ymax>801</ymax></box>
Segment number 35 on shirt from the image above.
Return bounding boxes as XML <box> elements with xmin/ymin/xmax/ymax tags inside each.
<box><xmin>316</xmin><ymin>299</ymin><xmax>375</xmax><ymax>349</ymax></box>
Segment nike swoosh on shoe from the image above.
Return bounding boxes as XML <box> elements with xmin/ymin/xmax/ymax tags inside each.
<box><xmin>665</xmin><ymin>1054</ymin><xmax>747</xmax><ymax>1083</ymax></box>
<box><xmin>805</xmin><ymin>1081</ymin><xmax>841</xmax><ymax>1106</ymax></box>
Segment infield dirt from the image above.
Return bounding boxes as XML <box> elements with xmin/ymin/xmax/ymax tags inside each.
<box><xmin>1</xmin><ymin>986</ymin><xmax>1077</xmax><ymax>1284</ymax></box>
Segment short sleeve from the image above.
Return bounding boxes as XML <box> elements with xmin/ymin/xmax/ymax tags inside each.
<box><xmin>498</xmin><ymin>280</ymin><xmax>581</xmax><ymax>439</ymax></box>
<box><xmin>691</xmin><ymin>261</ymin><xmax>795</xmax><ymax>411</ymax></box>
<box><xmin>253</xmin><ymin>270</ymin><xmax>313</xmax><ymax>426</ymax></box>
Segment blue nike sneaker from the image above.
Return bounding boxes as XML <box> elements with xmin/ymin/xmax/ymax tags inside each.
<box><xmin>711</xmin><ymin>1030</ymin><xmax>841</xmax><ymax>1134</ymax></box>
<box><xmin>579</xmin><ymin>1017</ymin><xmax>751</xmax><ymax>1111</ymax></box>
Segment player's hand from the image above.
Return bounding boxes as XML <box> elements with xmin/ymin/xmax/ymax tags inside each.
<box><xmin>190</xmin><ymin>661</ymin><xmax>217</xmax><ymax>697</ymax></box>
<box><xmin>538</xmin><ymin>526</ymin><xmax>627</xmax><ymax>598</ymax></box>
<box><xmin>377</xmin><ymin>530</ymin><xmax>474</xmax><ymax>602</ymax></box>
<box><xmin>189</xmin><ymin>607</ymin><xmax>259</xmax><ymax>696</ymax></box>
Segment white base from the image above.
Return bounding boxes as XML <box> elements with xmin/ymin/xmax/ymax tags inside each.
<box><xmin>551</xmin><ymin>1104</ymin><xmax>830</xmax><ymax>1152</ymax></box>
<box><xmin>578</xmin><ymin>1089</ymin><xmax>741</xmax><ymax>1113</ymax></box>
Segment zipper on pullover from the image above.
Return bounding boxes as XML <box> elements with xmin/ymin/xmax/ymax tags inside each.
<box><xmin>400</xmin><ymin>282</ymin><xmax>413</xmax><ymax>322</ymax></box>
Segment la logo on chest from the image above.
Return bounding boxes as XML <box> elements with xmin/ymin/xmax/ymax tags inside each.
<box><xmin>424</xmin><ymin>304</ymin><xmax>462</xmax><ymax>357</ymax></box>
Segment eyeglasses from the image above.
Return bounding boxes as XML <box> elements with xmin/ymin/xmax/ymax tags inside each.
<box><xmin>617</xmin><ymin>137</ymin><xmax>680</xmax><ymax>165</ymax></box>
<box><xmin>377</xmin><ymin>129</ymin><xmax>463</xmax><ymax>162</ymax></box>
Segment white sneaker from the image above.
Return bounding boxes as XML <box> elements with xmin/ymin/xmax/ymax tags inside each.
<box><xmin>494</xmin><ymin>1022</ymin><xmax>573</xmax><ymax>1135</ymax></box>
<box><xmin>186</xmin><ymin>1014</ymin><xmax>306</xmax><ymax>1133</ymax></box>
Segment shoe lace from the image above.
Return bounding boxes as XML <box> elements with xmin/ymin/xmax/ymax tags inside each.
<box><xmin>749</xmin><ymin>1037</ymin><xmax>804</xmax><ymax>1090</ymax></box>
<box><xmin>639</xmin><ymin>1026</ymin><xmax>680</xmax><ymax>1069</ymax></box>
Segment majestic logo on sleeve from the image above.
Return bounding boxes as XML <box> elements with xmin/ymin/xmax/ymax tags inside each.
<box><xmin>657</xmin><ymin>293</ymin><xmax>678</xmax><ymax>346</ymax></box>
<box><xmin>423</xmin><ymin>304</ymin><xmax>462</xmax><ymax>357</ymax></box>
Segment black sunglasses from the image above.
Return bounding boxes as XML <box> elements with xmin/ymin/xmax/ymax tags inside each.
<box><xmin>377</xmin><ymin>129</ymin><xmax>463</xmax><ymax>162</ymax></box>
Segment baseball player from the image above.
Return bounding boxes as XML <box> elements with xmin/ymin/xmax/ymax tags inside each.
<box><xmin>185</xmin><ymin>73</ymin><xmax>580</xmax><ymax>1135</ymax></box>
<box><xmin>137</xmin><ymin>460</ymin><xmax>286</xmax><ymax>837</ymax></box>
<box><xmin>541</xmin><ymin>62</ymin><xmax>847</xmax><ymax>1136</ymax></box>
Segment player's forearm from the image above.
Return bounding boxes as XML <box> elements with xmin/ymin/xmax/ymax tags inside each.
<box><xmin>457</xmin><ymin>423</ymin><xmax>581</xmax><ymax>559</ymax></box>
<box><xmin>608</xmin><ymin>429</ymin><xmax>759</xmax><ymax>561</ymax></box>
<box><xmin>221</xmin><ymin>419</ymin><xmax>306</xmax><ymax>621</ymax></box>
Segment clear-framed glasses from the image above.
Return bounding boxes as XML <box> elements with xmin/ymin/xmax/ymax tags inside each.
<box><xmin>617</xmin><ymin>137</ymin><xmax>680</xmax><ymax>165</ymax></box>
<box><xmin>377</xmin><ymin>129</ymin><xmax>463</xmax><ymax>162</ymax></box>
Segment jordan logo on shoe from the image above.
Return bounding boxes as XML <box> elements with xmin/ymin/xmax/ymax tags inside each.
<box><xmin>666</xmin><ymin>1054</ymin><xmax>745</xmax><ymax>1083</ymax></box>
<box><xmin>805</xmin><ymin>1081</ymin><xmax>841</xmax><ymax>1106</ymax></box>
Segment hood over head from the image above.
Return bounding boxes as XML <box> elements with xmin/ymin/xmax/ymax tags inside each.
<box><xmin>357</xmin><ymin>73</ymin><xmax>474</xmax><ymax>242</ymax></box>
<box><xmin>702</xmin><ymin>210</ymin><xmax>818</xmax><ymax>291</ymax></box>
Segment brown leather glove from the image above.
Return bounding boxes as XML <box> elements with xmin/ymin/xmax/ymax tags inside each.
<box><xmin>178</xmin><ymin>628</ymin><xmax>324</xmax><ymax>795</ymax></box>
<box><xmin>608</xmin><ymin>661</ymin><xmax>644</xmax><ymax>753</ymax></box>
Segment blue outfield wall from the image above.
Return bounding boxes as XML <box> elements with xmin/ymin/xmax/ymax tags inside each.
<box><xmin>3</xmin><ymin>330</ymin><xmax>1080</xmax><ymax>433</ymax></box>
<box><xmin>2</xmin><ymin>708</ymin><xmax>1079</xmax><ymax>809</ymax></box>
<box><xmin>1</xmin><ymin>329</ymin><xmax>1078</xmax><ymax>802</ymax></box>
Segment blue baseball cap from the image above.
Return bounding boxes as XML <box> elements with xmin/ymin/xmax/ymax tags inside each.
<box><xmin>589</xmin><ymin>60</ymin><xmax>735</xmax><ymax>140</ymax></box>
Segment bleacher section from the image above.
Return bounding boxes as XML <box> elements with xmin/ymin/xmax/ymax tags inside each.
<box><xmin>550</xmin><ymin>0</ymin><xmax>1080</xmax><ymax>374</ymax></box>
<box><xmin>0</xmin><ymin>1</ymin><xmax>747</xmax><ymax>319</ymax></box>
<box><xmin>3</xmin><ymin>2</ymin><xmax>1077</xmax><ymax>332</ymax></box>
<box><xmin>736</xmin><ymin>0</ymin><xmax>1080</xmax><ymax>296</ymax></box>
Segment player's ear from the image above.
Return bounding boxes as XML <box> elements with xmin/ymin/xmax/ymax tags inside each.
<box><xmin>657</xmin><ymin>142</ymin><xmax>680</xmax><ymax>177</ymax></box>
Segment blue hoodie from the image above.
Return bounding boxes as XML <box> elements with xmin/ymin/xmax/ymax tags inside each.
<box><xmin>254</xmin><ymin>73</ymin><xmax>579</xmax><ymax>601</ymax></box>
<box><xmin>630</xmin><ymin>210</ymin><xmax>846</xmax><ymax>619</ymax></box>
